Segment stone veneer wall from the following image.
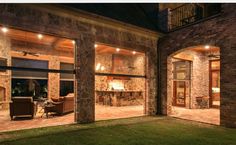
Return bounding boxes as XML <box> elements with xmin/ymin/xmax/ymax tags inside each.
<box><xmin>95</xmin><ymin>53</ymin><xmax>145</xmax><ymax>92</ymax></box>
<box><xmin>48</xmin><ymin>56</ymin><xmax>60</xmax><ymax>99</ymax></box>
<box><xmin>159</xmin><ymin>4</ymin><xmax>236</xmax><ymax>127</ymax></box>
<box><xmin>167</xmin><ymin>50</ymin><xmax>210</xmax><ymax>111</ymax></box>
<box><xmin>0</xmin><ymin>4</ymin><xmax>158</xmax><ymax>123</ymax></box>
<box><xmin>0</xmin><ymin>34</ymin><xmax>11</xmax><ymax>109</ymax></box>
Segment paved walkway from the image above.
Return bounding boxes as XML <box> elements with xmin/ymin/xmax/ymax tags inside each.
<box><xmin>0</xmin><ymin>105</ymin><xmax>144</xmax><ymax>132</ymax></box>
<box><xmin>169</xmin><ymin>107</ymin><xmax>220</xmax><ymax>125</ymax></box>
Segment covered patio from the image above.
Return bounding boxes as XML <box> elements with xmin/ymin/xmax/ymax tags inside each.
<box><xmin>0</xmin><ymin>105</ymin><xmax>144</xmax><ymax>132</ymax></box>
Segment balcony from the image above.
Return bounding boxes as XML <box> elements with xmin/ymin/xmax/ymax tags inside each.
<box><xmin>158</xmin><ymin>4</ymin><xmax>222</xmax><ymax>32</ymax></box>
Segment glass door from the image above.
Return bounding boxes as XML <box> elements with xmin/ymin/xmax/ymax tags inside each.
<box><xmin>173</xmin><ymin>81</ymin><xmax>186</xmax><ymax>107</ymax></box>
<box><xmin>172</xmin><ymin>60</ymin><xmax>191</xmax><ymax>107</ymax></box>
<box><xmin>210</xmin><ymin>60</ymin><xmax>220</xmax><ymax>108</ymax></box>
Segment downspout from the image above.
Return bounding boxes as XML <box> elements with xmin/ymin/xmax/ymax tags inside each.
<box><xmin>156</xmin><ymin>38</ymin><xmax>162</xmax><ymax>115</ymax></box>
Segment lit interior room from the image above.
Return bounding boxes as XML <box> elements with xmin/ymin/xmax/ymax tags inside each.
<box><xmin>95</xmin><ymin>44</ymin><xmax>146</xmax><ymax>120</ymax></box>
<box><xmin>168</xmin><ymin>45</ymin><xmax>220</xmax><ymax>125</ymax></box>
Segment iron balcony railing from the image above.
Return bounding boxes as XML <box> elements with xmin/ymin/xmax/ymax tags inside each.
<box><xmin>169</xmin><ymin>3</ymin><xmax>221</xmax><ymax>31</ymax></box>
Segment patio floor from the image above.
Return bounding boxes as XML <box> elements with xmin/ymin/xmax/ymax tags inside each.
<box><xmin>169</xmin><ymin>106</ymin><xmax>220</xmax><ymax>125</ymax></box>
<box><xmin>0</xmin><ymin>105</ymin><xmax>144</xmax><ymax>132</ymax></box>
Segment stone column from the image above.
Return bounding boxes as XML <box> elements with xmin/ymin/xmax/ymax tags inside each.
<box><xmin>74</xmin><ymin>34</ymin><xmax>95</xmax><ymax>123</ymax></box>
<box><xmin>48</xmin><ymin>56</ymin><xmax>60</xmax><ymax>99</ymax></box>
<box><xmin>146</xmin><ymin>44</ymin><xmax>158</xmax><ymax>115</ymax></box>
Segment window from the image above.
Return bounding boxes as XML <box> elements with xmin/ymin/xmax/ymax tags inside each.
<box><xmin>60</xmin><ymin>62</ymin><xmax>74</xmax><ymax>96</ymax></box>
<box><xmin>173</xmin><ymin>61</ymin><xmax>191</xmax><ymax>80</ymax></box>
<box><xmin>12</xmin><ymin>58</ymin><xmax>48</xmax><ymax>79</ymax></box>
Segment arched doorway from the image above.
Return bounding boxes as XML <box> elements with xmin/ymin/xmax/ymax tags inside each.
<box><xmin>167</xmin><ymin>45</ymin><xmax>220</xmax><ymax>125</ymax></box>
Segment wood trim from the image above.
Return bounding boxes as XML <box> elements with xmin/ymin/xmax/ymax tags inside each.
<box><xmin>209</xmin><ymin>59</ymin><xmax>220</xmax><ymax>108</ymax></box>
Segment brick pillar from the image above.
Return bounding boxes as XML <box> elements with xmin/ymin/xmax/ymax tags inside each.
<box><xmin>48</xmin><ymin>56</ymin><xmax>60</xmax><ymax>99</ymax></box>
<box><xmin>75</xmin><ymin>34</ymin><xmax>95</xmax><ymax>123</ymax></box>
<box><xmin>220</xmin><ymin>39</ymin><xmax>236</xmax><ymax>127</ymax></box>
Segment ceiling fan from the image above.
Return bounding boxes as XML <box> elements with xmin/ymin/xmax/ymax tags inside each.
<box><xmin>22</xmin><ymin>51</ymin><xmax>39</xmax><ymax>57</ymax></box>
<box><xmin>208</xmin><ymin>54</ymin><xmax>220</xmax><ymax>59</ymax></box>
<box><xmin>207</xmin><ymin>46</ymin><xmax>220</xmax><ymax>59</ymax></box>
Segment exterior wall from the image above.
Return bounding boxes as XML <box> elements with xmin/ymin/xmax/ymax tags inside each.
<box><xmin>0</xmin><ymin>4</ymin><xmax>158</xmax><ymax>123</ymax></box>
<box><xmin>159</xmin><ymin>4</ymin><xmax>236</xmax><ymax>127</ymax></box>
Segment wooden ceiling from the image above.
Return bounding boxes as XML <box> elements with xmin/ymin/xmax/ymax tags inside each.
<box><xmin>1</xmin><ymin>27</ymin><xmax>74</xmax><ymax>51</ymax></box>
<box><xmin>191</xmin><ymin>46</ymin><xmax>219</xmax><ymax>53</ymax></box>
<box><xmin>95</xmin><ymin>44</ymin><xmax>144</xmax><ymax>56</ymax></box>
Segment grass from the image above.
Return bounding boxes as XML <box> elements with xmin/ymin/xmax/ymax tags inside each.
<box><xmin>0</xmin><ymin>116</ymin><xmax>236</xmax><ymax>145</ymax></box>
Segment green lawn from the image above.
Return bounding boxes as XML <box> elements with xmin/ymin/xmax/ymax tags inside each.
<box><xmin>1</xmin><ymin>116</ymin><xmax>236</xmax><ymax>145</ymax></box>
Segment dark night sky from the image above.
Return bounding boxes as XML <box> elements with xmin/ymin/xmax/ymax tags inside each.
<box><xmin>62</xmin><ymin>4</ymin><xmax>159</xmax><ymax>31</ymax></box>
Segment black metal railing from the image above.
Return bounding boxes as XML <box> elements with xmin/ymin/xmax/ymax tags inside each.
<box><xmin>169</xmin><ymin>3</ymin><xmax>221</xmax><ymax>31</ymax></box>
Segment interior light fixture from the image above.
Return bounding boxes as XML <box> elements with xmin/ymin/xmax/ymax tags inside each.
<box><xmin>72</xmin><ymin>40</ymin><xmax>75</xmax><ymax>45</ymax></box>
<box><xmin>116</xmin><ymin>48</ymin><xmax>120</xmax><ymax>52</ymax></box>
<box><xmin>205</xmin><ymin>45</ymin><xmax>210</xmax><ymax>49</ymax></box>
<box><xmin>132</xmin><ymin>51</ymin><xmax>136</xmax><ymax>55</ymax></box>
<box><xmin>101</xmin><ymin>66</ymin><xmax>105</xmax><ymax>71</ymax></box>
<box><xmin>94</xmin><ymin>44</ymin><xmax>98</xmax><ymax>48</ymax></box>
<box><xmin>96</xmin><ymin>63</ymin><xmax>101</xmax><ymax>71</ymax></box>
<box><xmin>1</xmin><ymin>27</ymin><xmax>8</xmax><ymax>33</ymax></box>
<box><xmin>37</xmin><ymin>34</ymin><xmax>43</xmax><ymax>39</ymax></box>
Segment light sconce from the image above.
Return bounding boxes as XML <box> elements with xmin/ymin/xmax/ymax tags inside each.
<box><xmin>94</xmin><ymin>44</ymin><xmax>98</xmax><ymax>48</ymax></box>
<box><xmin>101</xmin><ymin>66</ymin><xmax>105</xmax><ymax>71</ymax></box>
<box><xmin>96</xmin><ymin>63</ymin><xmax>101</xmax><ymax>71</ymax></box>
<box><xmin>72</xmin><ymin>40</ymin><xmax>75</xmax><ymax>45</ymax></box>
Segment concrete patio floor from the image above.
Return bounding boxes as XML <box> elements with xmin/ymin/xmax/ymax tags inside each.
<box><xmin>0</xmin><ymin>105</ymin><xmax>144</xmax><ymax>132</ymax></box>
<box><xmin>169</xmin><ymin>106</ymin><xmax>220</xmax><ymax>125</ymax></box>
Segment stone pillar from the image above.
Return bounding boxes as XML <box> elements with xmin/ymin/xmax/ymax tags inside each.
<box><xmin>48</xmin><ymin>56</ymin><xmax>60</xmax><ymax>99</ymax></box>
<box><xmin>75</xmin><ymin>34</ymin><xmax>95</xmax><ymax>123</ymax></box>
<box><xmin>146</xmin><ymin>44</ymin><xmax>158</xmax><ymax>115</ymax></box>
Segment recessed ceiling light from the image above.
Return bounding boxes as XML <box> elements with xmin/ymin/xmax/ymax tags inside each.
<box><xmin>205</xmin><ymin>45</ymin><xmax>210</xmax><ymax>49</ymax></box>
<box><xmin>116</xmin><ymin>48</ymin><xmax>120</xmax><ymax>52</ymax></box>
<box><xmin>1</xmin><ymin>27</ymin><xmax>8</xmax><ymax>33</ymax></box>
<box><xmin>94</xmin><ymin>44</ymin><xmax>98</xmax><ymax>48</ymax></box>
<box><xmin>132</xmin><ymin>51</ymin><xmax>136</xmax><ymax>55</ymax></box>
<box><xmin>37</xmin><ymin>34</ymin><xmax>43</xmax><ymax>39</ymax></box>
